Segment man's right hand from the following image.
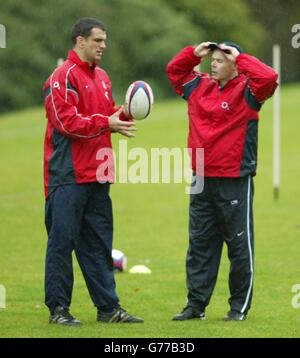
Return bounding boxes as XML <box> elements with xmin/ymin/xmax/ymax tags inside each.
<box><xmin>109</xmin><ymin>106</ymin><xmax>136</xmax><ymax>138</ymax></box>
<box><xmin>194</xmin><ymin>42</ymin><xmax>213</xmax><ymax>58</ymax></box>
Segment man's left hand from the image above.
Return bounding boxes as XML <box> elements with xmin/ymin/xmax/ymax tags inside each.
<box><xmin>219</xmin><ymin>45</ymin><xmax>240</xmax><ymax>63</ymax></box>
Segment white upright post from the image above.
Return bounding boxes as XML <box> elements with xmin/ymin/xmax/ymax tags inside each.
<box><xmin>273</xmin><ymin>45</ymin><xmax>281</xmax><ymax>200</ymax></box>
<box><xmin>0</xmin><ymin>24</ymin><xmax>6</xmax><ymax>48</ymax></box>
<box><xmin>0</xmin><ymin>285</ymin><xmax>6</xmax><ymax>309</ymax></box>
<box><xmin>57</xmin><ymin>58</ymin><xmax>64</xmax><ymax>67</ymax></box>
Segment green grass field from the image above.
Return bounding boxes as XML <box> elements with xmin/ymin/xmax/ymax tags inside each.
<box><xmin>0</xmin><ymin>84</ymin><xmax>300</xmax><ymax>338</ymax></box>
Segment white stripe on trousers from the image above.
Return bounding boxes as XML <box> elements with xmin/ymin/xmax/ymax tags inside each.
<box><xmin>241</xmin><ymin>176</ymin><xmax>254</xmax><ymax>313</ymax></box>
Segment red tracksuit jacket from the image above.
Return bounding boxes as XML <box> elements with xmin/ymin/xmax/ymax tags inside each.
<box><xmin>43</xmin><ymin>49</ymin><xmax>126</xmax><ymax>198</ymax></box>
<box><xmin>166</xmin><ymin>46</ymin><xmax>278</xmax><ymax>177</ymax></box>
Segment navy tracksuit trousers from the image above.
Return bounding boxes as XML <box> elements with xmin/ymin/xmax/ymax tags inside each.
<box><xmin>187</xmin><ymin>176</ymin><xmax>254</xmax><ymax>315</ymax></box>
<box><xmin>44</xmin><ymin>183</ymin><xmax>119</xmax><ymax>314</ymax></box>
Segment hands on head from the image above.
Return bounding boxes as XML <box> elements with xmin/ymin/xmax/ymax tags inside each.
<box><xmin>194</xmin><ymin>42</ymin><xmax>240</xmax><ymax>63</ymax></box>
<box><xmin>218</xmin><ymin>44</ymin><xmax>240</xmax><ymax>62</ymax></box>
<box><xmin>194</xmin><ymin>42</ymin><xmax>213</xmax><ymax>58</ymax></box>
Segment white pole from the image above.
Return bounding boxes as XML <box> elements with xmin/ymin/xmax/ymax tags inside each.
<box><xmin>57</xmin><ymin>58</ymin><xmax>64</xmax><ymax>67</ymax></box>
<box><xmin>0</xmin><ymin>24</ymin><xmax>6</xmax><ymax>48</ymax></box>
<box><xmin>273</xmin><ymin>44</ymin><xmax>281</xmax><ymax>200</ymax></box>
<box><xmin>0</xmin><ymin>284</ymin><xmax>5</xmax><ymax>309</ymax></box>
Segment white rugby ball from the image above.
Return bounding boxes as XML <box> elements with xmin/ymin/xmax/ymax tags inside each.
<box><xmin>125</xmin><ymin>81</ymin><xmax>154</xmax><ymax>120</ymax></box>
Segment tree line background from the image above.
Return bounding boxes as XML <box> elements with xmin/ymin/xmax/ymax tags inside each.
<box><xmin>0</xmin><ymin>0</ymin><xmax>299</xmax><ymax>113</ymax></box>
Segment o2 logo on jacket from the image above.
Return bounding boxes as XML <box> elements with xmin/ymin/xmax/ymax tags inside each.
<box><xmin>53</xmin><ymin>81</ymin><xmax>61</xmax><ymax>90</ymax></box>
<box><xmin>291</xmin><ymin>24</ymin><xmax>300</xmax><ymax>49</ymax></box>
<box><xmin>221</xmin><ymin>101</ymin><xmax>230</xmax><ymax>111</ymax></box>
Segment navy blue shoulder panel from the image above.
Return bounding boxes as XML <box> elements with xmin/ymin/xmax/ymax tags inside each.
<box><xmin>48</xmin><ymin>129</ymin><xmax>76</xmax><ymax>188</ymax></box>
<box><xmin>67</xmin><ymin>82</ymin><xmax>78</xmax><ymax>93</ymax></box>
<box><xmin>240</xmin><ymin>119</ymin><xmax>258</xmax><ymax>177</ymax></box>
<box><xmin>44</xmin><ymin>86</ymin><xmax>51</xmax><ymax>98</ymax></box>
<box><xmin>44</xmin><ymin>83</ymin><xmax>78</xmax><ymax>98</ymax></box>
<box><xmin>183</xmin><ymin>75</ymin><xmax>201</xmax><ymax>101</ymax></box>
<box><xmin>243</xmin><ymin>85</ymin><xmax>262</xmax><ymax>112</ymax></box>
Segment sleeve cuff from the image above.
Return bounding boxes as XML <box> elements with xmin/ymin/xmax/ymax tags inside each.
<box><xmin>119</xmin><ymin>111</ymin><xmax>133</xmax><ymax>122</ymax></box>
<box><xmin>98</xmin><ymin>115</ymin><xmax>110</xmax><ymax>130</ymax></box>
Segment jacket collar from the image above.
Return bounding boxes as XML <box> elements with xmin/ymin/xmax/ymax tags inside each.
<box><xmin>217</xmin><ymin>74</ymin><xmax>243</xmax><ymax>91</ymax></box>
<box><xmin>67</xmin><ymin>49</ymin><xmax>97</xmax><ymax>76</ymax></box>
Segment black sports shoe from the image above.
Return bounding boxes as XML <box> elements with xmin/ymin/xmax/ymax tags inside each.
<box><xmin>172</xmin><ymin>306</ymin><xmax>206</xmax><ymax>321</ymax></box>
<box><xmin>49</xmin><ymin>306</ymin><xmax>81</xmax><ymax>326</ymax></box>
<box><xmin>223</xmin><ymin>310</ymin><xmax>246</xmax><ymax>321</ymax></box>
<box><xmin>97</xmin><ymin>307</ymin><xmax>144</xmax><ymax>323</ymax></box>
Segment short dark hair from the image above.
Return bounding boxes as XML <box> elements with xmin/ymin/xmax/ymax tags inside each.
<box><xmin>71</xmin><ymin>17</ymin><xmax>106</xmax><ymax>44</ymax></box>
